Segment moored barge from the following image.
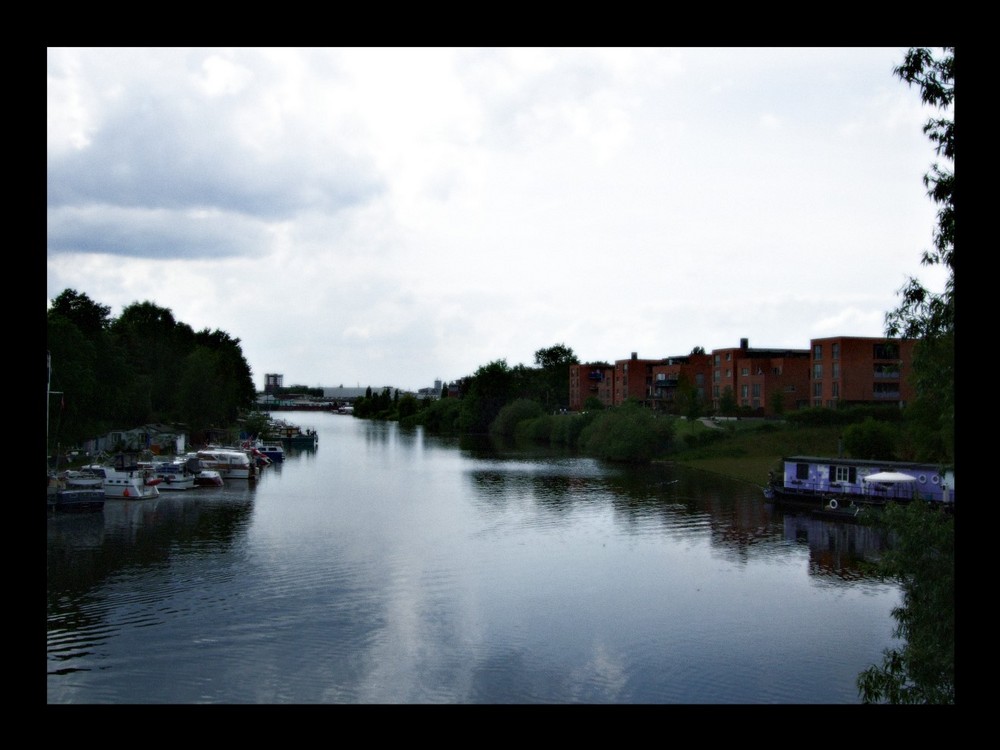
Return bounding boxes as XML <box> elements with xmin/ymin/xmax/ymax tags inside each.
<box><xmin>764</xmin><ymin>455</ymin><xmax>954</xmax><ymax>517</ymax></box>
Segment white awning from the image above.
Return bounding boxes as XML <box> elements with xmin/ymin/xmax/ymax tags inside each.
<box><xmin>863</xmin><ymin>471</ymin><xmax>917</xmax><ymax>483</ymax></box>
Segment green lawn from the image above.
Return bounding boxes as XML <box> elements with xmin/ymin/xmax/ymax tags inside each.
<box><xmin>667</xmin><ymin>419</ymin><xmax>844</xmax><ymax>487</ymax></box>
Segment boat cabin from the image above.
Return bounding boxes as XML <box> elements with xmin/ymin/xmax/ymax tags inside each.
<box><xmin>773</xmin><ymin>456</ymin><xmax>953</xmax><ymax>506</ymax></box>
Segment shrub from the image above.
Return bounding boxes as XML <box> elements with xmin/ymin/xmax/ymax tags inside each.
<box><xmin>578</xmin><ymin>404</ymin><xmax>674</xmax><ymax>463</ymax></box>
<box><xmin>490</xmin><ymin>399</ymin><xmax>545</xmax><ymax>438</ymax></box>
<box><xmin>843</xmin><ymin>417</ymin><xmax>898</xmax><ymax>460</ymax></box>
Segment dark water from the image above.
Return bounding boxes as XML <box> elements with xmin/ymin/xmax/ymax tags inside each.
<box><xmin>47</xmin><ymin>412</ymin><xmax>900</xmax><ymax>704</ymax></box>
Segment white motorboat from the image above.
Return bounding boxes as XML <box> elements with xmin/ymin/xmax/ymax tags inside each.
<box><xmin>88</xmin><ymin>455</ymin><xmax>162</xmax><ymax>500</ymax></box>
<box><xmin>139</xmin><ymin>458</ymin><xmax>197</xmax><ymax>491</ymax></box>
<box><xmin>191</xmin><ymin>447</ymin><xmax>257</xmax><ymax>481</ymax></box>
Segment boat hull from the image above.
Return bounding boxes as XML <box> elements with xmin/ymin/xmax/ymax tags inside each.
<box><xmin>48</xmin><ymin>488</ymin><xmax>105</xmax><ymax>513</ymax></box>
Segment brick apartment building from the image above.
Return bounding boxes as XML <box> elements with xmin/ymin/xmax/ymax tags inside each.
<box><xmin>569</xmin><ymin>335</ymin><xmax>917</xmax><ymax>417</ymax></box>
<box><xmin>809</xmin><ymin>336</ymin><xmax>917</xmax><ymax>408</ymax></box>
<box><xmin>710</xmin><ymin>339</ymin><xmax>812</xmax><ymax>415</ymax></box>
<box><xmin>568</xmin><ymin>362</ymin><xmax>615</xmax><ymax>411</ymax></box>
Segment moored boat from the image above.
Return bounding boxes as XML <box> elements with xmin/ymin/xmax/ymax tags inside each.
<box><xmin>190</xmin><ymin>447</ymin><xmax>257</xmax><ymax>481</ymax></box>
<box><xmin>88</xmin><ymin>454</ymin><xmax>162</xmax><ymax>500</ymax></box>
<box><xmin>181</xmin><ymin>455</ymin><xmax>225</xmax><ymax>487</ymax></box>
<box><xmin>764</xmin><ymin>455</ymin><xmax>954</xmax><ymax>517</ymax></box>
<box><xmin>139</xmin><ymin>458</ymin><xmax>197</xmax><ymax>491</ymax></box>
<box><xmin>263</xmin><ymin>419</ymin><xmax>318</xmax><ymax>447</ymax></box>
<box><xmin>47</xmin><ymin>473</ymin><xmax>105</xmax><ymax>513</ymax></box>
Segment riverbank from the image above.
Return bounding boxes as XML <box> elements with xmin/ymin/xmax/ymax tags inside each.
<box><xmin>669</xmin><ymin>420</ymin><xmax>844</xmax><ymax>488</ymax></box>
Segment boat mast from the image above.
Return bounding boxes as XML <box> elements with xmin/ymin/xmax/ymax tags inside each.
<box><xmin>47</xmin><ymin>351</ymin><xmax>63</xmax><ymax>468</ymax></box>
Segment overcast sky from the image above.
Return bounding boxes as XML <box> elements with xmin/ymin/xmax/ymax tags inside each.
<box><xmin>47</xmin><ymin>47</ymin><xmax>949</xmax><ymax>392</ymax></box>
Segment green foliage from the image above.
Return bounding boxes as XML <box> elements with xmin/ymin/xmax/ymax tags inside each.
<box><xmin>459</xmin><ymin>359</ymin><xmax>512</xmax><ymax>434</ymax></box>
<box><xmin>857</xmin><ymin>502</ymin><xmax>954</xmax><ymax>704</ymax></box>
<box><xmin>786</xmin><ymin>404</ymin><xmax>903</xmax><ymax>427</ymax></box>
<box><xmin>533</xmin><ymin>343</ymin><xmax>579</xmax><ymax>409</ymax></box>
<box><xmin>515</xmin><ymin>414</ymin><xmax>556</xmax><ymax>443</ymax></box>
<box><xmin>47</xmin><ymin>289</ymin><xmax>256</xmax><ymax>448</ymax></box>
<box><xmin>578</xmin><ymin>403</ymin><xmax>674</xmax><ymax>463</ymax></box>
<box><xmin>490</xmin><ymin>398</ymin><xmax>545</xmax><ymax>438</ymax></box>
<box><xmin>843</xmin><ymin>417</ymin><xmax>897</xmax><ymax>460</ymax></box>
<box><xmin>412</xmin><ymin>397</ymin><xmax>462</xmax><ymax>434</ymax></box>
<box><xmin>549</xmin><ymin>411</ymin><xmax>598</xmax><ymax>446</ymax></box>
<box><xmin>884</xmin><ymin>47</ymin><xmax>954</xmax><ymax>462</ymax></box>
<box><xmin>583</xmin><ymin>396</ymin><xmax>604</xmax><ymax>411</ymax></box>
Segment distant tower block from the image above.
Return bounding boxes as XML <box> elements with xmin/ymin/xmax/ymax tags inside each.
<box><xmin>265</xmin><ymin>373</ymin><xmax>283</xmax><ymax>395</ymax></box>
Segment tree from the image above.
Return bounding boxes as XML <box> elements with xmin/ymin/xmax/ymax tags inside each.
<box><xmin>855</xmin><ymin>47</ymin><xmax>955</xmax><ymax>705</ymax></box>
<box><xmin>884</xmin><ymin>46</ymin><xmax>954</xmax><ymax>463</ymax></box>
<box><xmin>857</xmin><ymin>502</ymin><xmax>954</xmax><ymax>704</ymax></box>
<box><xmin>459</xmin><ymin>359</ymin><xmax>512</xmax><ymax>433</ymax></box>
<box><xmin>533</xmin><ymin>343</ymin><xmax>579</xmax><ymax>410</ymax></box>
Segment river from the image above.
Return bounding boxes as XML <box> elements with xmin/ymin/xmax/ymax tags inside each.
<box><xmin>47</xmin><ymin>411</ymin><xmax>901</xmax><ymax>704</ymax></box>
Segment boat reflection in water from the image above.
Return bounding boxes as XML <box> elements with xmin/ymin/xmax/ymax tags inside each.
<box><xmin>782</xmin><ymin>512</ymin><xmax>888</xmax><ymax>580</ymax></box>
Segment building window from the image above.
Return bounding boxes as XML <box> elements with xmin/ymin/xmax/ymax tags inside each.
<box><xmin>726</xmin><ymin>369</ymin><xmax>732</xmax><ymax>378</ymax></box>
<box><xmin>695</xmin><ymin>373</ymin><xmax>704</xmax><ymax>386</ymax></box>
<box><xmin>741</xmin><ymin>367</ymin><xmax>749</xmax><ymax>376</ymax></box>
<box><xmin>813</xmin><ymin>344</ymin><xmax>822</xmax><ymax>360</ymax></box>
<box><xmin>714</xmin><ymin>369</ymin><xmax>720</xmax><ymax>383</ymax></box>
<box><xmin>741</xmin><ymin>384</ymin><xmax>749</xmax><ymax>398</ymax></box>
<box><xmin>874</xmin><ymin>363</ymin><xmax>900</xmax><ymax>378</ymax></box>
<box><xmin>773</xmin><ymin>366</ymin><xmax>782</xmax><ymax>376</ymax></box>
<box><xmin>831</xmin><ymin>342</ymin><xmax>840</xmax><ymax>360</ymax></box>
<box><xmin>874</xmin><ymin>342</ymin><xmax>898</xmax><ymax>359</ymax></box>
<box><xmin>726</xmin><ymin>352</ymin><xmax>731</xmax><ymax>361</ymax></box>
<box><xmin>813</xmin><ymin>382</ymin><xmax>822</xmax><ymax>397</ymax></box>
<box><xmin>713</xmin><ymin>385</ymin><xmax>719</xmax><ymax>398</ymax></box>
<box><xmin>832</xmin><ymin>362</ymin><xmax>839</xmax><ymax>378</ymax></box>
<box><xmin>832</xmin><ymin>382</ymin><xmax>839</xmax><ymax>398</ymax></box>
<box><xmin>752</xmin><ymin>383</ymin><xmax>761</xmax><ymax>397</ymax></box>
<box><xmin>714</xmin><ymin>355</ymin><xmax>720</xmax><ymax>365</ymax></box>
<box><xmin>813</xmin><ymin>364</ymin><xmax>822</xmax><ymax>379</ymax></box>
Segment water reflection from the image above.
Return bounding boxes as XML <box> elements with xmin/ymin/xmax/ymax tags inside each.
<box><xmin>459</xmin><ymin>436</ymin><xmax>884</xmax><ymax>581</ymax></box>
<box><xmin>49</xmin><ymin>416</ymin><xmax>899</xmax><ymax>704</ymax></box>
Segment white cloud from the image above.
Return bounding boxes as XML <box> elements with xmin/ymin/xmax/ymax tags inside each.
<box><xmin>47</xmin><ymin>47</ymin><xmax>948</xmax><ymax>391</ymax></box>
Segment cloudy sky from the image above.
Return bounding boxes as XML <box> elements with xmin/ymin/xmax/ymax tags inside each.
<box><xmin>47</xmin><ymin>47</ymin><xmax>949</xmax><ymax>393</ymax></box>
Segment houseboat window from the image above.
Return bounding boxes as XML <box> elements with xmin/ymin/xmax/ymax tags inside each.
<box><xmin>833</xmin><ymin>465</ymin><xmax>855</xmax><ymax>483</ymax></box>
<box><xmin>795</xmin><ymin>463</ymin><xmax>809</xmax><ymax>480</ymax></box>
<box><xmin>931</xmin><ymin>475</ymin><xmax>939</xmax><ymax>484</ymax></box>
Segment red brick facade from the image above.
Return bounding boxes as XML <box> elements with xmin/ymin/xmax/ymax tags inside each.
<box><xmin>569</xmin><ymin>336</ymin><xmax>917</xmax><ymax>416</ymax></box>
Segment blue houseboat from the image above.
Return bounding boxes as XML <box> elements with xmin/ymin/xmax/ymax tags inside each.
<box><xmin>765</xmin><ymin>455</ymin><xmax>954</xmax><ymax>514</ymax></box>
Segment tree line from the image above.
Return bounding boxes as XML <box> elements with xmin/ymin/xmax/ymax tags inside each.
<box><xmin>46</xmin><ymin>289</ymin><xmax>256</xmax><ymax>451</ymax></box>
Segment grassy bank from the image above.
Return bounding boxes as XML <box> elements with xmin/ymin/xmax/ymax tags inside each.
<box><xmin>667</xmin><ymin>419</ymin><xmax>844</xmax><ymax>487</ymax></box>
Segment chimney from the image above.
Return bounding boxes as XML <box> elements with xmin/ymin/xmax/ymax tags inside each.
<box><xmin>631</xmin><ymin>352</ymin><xmax>638</xmax><ymax>360</ymax></box>
<box><xmin>740</xmin><ymin>338</ymin><xmax>748</xmax><ymax>350</ymax></box>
